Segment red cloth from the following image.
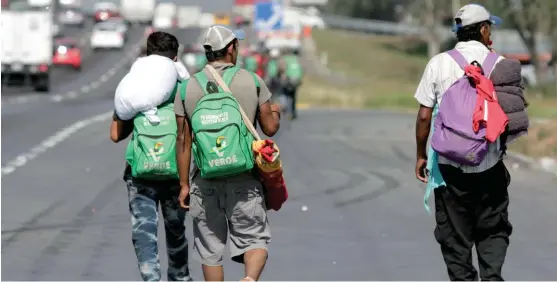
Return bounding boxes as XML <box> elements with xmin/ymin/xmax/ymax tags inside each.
<box><xmin>464</xmin><ymin>65</ymin><xmax>509</xmax><ymax>142</ymax></box>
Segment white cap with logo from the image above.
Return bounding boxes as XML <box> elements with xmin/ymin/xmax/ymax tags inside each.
<box><xmin>203</xmin><ymin>25</ymin><xmax>246</xmax><ymax>51</ymax></box>
<box><xmin>453</xmin><ymin>4</ymin><xmax>502</xmax><ymax>32</ymax></box>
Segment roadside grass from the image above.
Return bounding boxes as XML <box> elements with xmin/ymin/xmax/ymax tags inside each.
<box><xmin>301</xmin><ymin>28</ymin><xmax>557</xmax><ymax>119</ymax></box>
<box><xmin>509</xmin><ymin>119</ymin><xmax>557</xmax><ymax>158</ymax></box>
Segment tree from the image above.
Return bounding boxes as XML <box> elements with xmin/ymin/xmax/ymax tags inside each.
<box><xmin>503</xmin><ymin>0</ymin><xmax>555</xmax><ymax>81</ymax></box>
<box><xmin>407</xmin><ymin>0</ymin><xmax>451</xmax><ymax>58</ymax></box>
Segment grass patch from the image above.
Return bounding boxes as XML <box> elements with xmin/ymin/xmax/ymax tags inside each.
<box><xmin>301</xmin><ymin>28</ymin><xmax>557</xmax><ymax>118</ymax></box>
<box><xmin>509</xmin><ymin>119</ymin><xmax>557</xmax><ymax>158</ymax></box>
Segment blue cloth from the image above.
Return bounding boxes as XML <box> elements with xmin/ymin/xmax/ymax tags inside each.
<box><xmin>424</xmin><ymin>104</ymin><xmax>446</xmax><ymax>214</ymax></box>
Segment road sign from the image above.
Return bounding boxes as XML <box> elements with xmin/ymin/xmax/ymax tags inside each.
<box><xmin>254</xmin><ymin>0</ymin><xmax>283</xmax><ymax>32</ymax></box>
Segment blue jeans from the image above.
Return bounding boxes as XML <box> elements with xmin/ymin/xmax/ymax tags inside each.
<box><xmin>126</xmin><ymin>177</ymin><xmax>192</xmax><ymax>281</ymax></box>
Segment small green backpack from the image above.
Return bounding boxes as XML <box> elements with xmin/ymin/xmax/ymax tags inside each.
<box><xmin>284</xmin><ymin>55</ymin><xmax>303</xmax><ymax>80</ymax></box>
<box><xmin>183</xmin><ymin>67</ymin><xmax>259</xmax><ymax>179</ymax></box>
<box><xmin>266</xmin><ymin>59</ymin><xmax>279</xmax><ymax>79</ymax></box>
<box><xmin>125</xmin><ymin>83</ymin><xmax>181</xmax><ymax>180</ymax></box>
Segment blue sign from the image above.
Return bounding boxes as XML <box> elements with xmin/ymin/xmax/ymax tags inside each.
<box><xmin>254</xmin><ymin>0</ymin><xmax>283</xmax><ymax>32</ymax></box>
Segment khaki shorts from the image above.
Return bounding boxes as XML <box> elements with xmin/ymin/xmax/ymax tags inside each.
<box><xmin>189</xmin><ymin>173</ymin><xmax>271</xmax><ymax>266</ymax></box>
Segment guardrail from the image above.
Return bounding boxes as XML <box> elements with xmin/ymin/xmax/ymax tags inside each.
<box><xmin>321</xmin><ymin>13</ymin><xmax>529</xmax><ymax>44</ymax></box>
<box><xmin>322</xmin><ymin>14</ymin><xmax>452</xmax><ymax>39</ymax></box>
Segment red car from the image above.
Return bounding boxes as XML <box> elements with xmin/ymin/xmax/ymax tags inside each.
<box><xmin>53</xmin><ymin>38</ymin><xmax>82</xmax><ymax>71</ymax></box>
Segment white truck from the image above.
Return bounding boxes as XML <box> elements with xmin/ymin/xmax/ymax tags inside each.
<box><xmin>1</xmin><ymin>4</ymin><xmax>53</xmax><ymax>92</ymax></box>
<box><xmin>120</xmin><ymin>0</ymin><xmax>156</xmax><ymax>24</ymax></box>
<box><xmin>176</xmin><ymin>5</ymin><xmax>201</xmax><ymax>29</ymax></box>
<box><xmin>153</xmin><ymin>2</ymin><xmax>177</xmax><ymax>30</ymax></box>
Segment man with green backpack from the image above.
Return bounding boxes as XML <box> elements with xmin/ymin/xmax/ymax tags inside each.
<box><xmin>110</xmin><ymin>32</ymin><xmax>192</xmax><ymax>282</ymax></box>
<box><xmin>281</xmin><ymin>49</ymin><xmax>304</xmax><ymax>119</ymax></box>
<box><xmin>174</xmin><ymin>25</ymin><xmax>281</xmax><ymax>282</ymax></box>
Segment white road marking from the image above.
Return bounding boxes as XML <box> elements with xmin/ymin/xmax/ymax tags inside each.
<box><xmin>1</xmin><ymin>111</ymin><xmax>113</xmax><ymax>176</ymax></box>
<box><xmin>81</xmin><ymin>85</ymin><xmax>91</xmax><ymax>93</ymax></box>
<box><xmin>50</xmin><ymin>94</ymin><xmax>63</xmax><ymax>102</ymax></box>
<box><xmin>90</xmin><ymin>81</ymin><xmax>100</xmax><ymax>89</ymax></box>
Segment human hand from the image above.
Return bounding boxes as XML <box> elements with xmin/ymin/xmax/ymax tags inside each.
<box><xmin>178</xmin><ymin>185</ymin><xmax>190</xmax><ymax>209</ymax></box>
<box><xmin>415</xmin><ymin>157</ymin><xmax>428</xmax><ymax>183</ymax></box>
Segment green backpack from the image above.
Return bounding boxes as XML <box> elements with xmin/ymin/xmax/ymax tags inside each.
<box><xmin>284</xmin><ymin>55</ymin><xmax>303</xmax><ymax>80</ymax></box>
<box><xmin>266</xmin><ymin>59</ymin><xmax>279</xmax><ymax>79</ymax></box>
<box><xmin>182</xmin><ymin>67</ymin><xmax>259</xmax><ymax>179</ymax></box>
<box><xmin>125</xmin><ymin>83</ymin><xmax>181</xmax><ymax>180</ymax></box>
<box><xmin>244</xmin><ymin>55</ymin><xmax>258</xmax><ymax>72</ymax></box>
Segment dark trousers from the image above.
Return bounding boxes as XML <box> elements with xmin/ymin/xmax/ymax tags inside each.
<box><xmin>284</xmin><ymin>85</ymin><xmax>298</xmax><ymax>118</ymax></box>
<box><xmin>126</xmin><ymin>177</ymin><xmax>192</xmax><ymax>281</ymax></box>
<box><xmin>435</xmin><ymin>161</ymin><xmax>513</xmax><ymax>281</ymax></box>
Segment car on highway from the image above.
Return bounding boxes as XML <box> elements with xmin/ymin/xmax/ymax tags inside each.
<box><xmin>90</xmin><ymin>21</ymin><xmax>125</xmax><ymax>50</ymax></box>
<box><xmin>93</xmin><ymin>2</ymin><xmax>120</xmax><ymax>23</ymax></box>
<box><xmin>105</xmin><ymin>17</ymin><xmax>128</xmax><ymax>35</ymax></box>
<box><xmin>58</xmin><ymin>7</ymin><xmax>85</xmax><ymax>27</ymax></box>
<box><xmin>52</xmin><ymin>38</ymin><xmax>82</xmax><ymax>71</ymax></box>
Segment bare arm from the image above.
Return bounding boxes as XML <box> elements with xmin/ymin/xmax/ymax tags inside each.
<box><xmin>258</xmin><ymin>102</ymin><xmax>281</xmax><ymax>137</ymax></box>
<box><xmin>415</xmin><ymin>105</ymin><xmax>433</xmax><ymax>160</ymax></box>
<box><xmin>253</xmin><ymin>73</ymin><xmax>280</xmax><ymax>137</ymax></box>
<box><xmin>176</xmin><ymin>115</ymin><xmax>192</xmax><ymax>188</ymax></box>
<box><xmin>110</xmin><ymin>112</ymin><xmax>134</xmax><ymax>143</ymax></box>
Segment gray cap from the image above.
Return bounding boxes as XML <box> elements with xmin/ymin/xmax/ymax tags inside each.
<box><xmin>202</xmin><ymin>25</ymin><xmax>245</xmax><ymax>51</ymax></box>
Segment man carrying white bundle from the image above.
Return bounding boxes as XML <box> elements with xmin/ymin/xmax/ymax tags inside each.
<box><xmin>110</xmin><ymin>31</ymin><xmax>193</xmax><ymax>281</ymax></box>
<box><xmin>115</xmin><ymin>31</ymin><xmax>190</xmax><ymax>124</ymax></box>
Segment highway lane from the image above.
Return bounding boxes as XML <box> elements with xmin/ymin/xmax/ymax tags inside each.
<box><xmin>2</xmin><ymin>106</ymin><xmax>557</xmax><ymax>281</ymax></box>
<box><xmin>1</xmin><ymin>25</ymin><xmax>142</xmax><ymax>106</ymax></box>
<box><xmin>0</xmin><ymin>27</ymin><xmax>148</xmax><ymax>165</ymax></box>
<box><xmin>1</xmin><ymin>22</ymin><xmax>95</xmax><ymax>97</ymax></box>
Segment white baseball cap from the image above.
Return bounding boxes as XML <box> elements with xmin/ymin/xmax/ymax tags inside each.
<box><xmin>203</xmin><ymin>25</ymin><xmax>245</xmax><ymax>51</ymax></box>
<box><xmin>453</xmin><ymin>4</ymin><xmax>502</xmax><ymax>32</ymax></box>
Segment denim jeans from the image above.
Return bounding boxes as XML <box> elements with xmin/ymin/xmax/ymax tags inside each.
<box><xmin>126</xmin><ymin>177</ymin><xmax>192</xmax><ymax>281</ymax></box>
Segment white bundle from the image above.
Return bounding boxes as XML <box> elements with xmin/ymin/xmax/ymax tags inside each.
<box><xmin>114</xmin><ymin>55</ymin><xmax>190</xmax><ymax>124</ymax></box>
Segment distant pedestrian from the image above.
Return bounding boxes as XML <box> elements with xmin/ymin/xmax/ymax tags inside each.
<box><xmin>414</xmin><ymin>4</ymin><xmax>515</xmax><ymax>281</ymax></box>
<box><xmin>110</xmin><ymin>31</ymin><xmax>192</xmax><ymax>282</ymax></box>
<box><xmin>174</xmin><ymin>25</ymin><xmax>281</xmax><ymax>281</ymax></box>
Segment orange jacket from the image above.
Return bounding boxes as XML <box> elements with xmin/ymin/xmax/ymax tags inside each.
<box><xmin>465</xmin><ymin>65</ymin><xmax>509</xmax><ymax>142</ymax></box>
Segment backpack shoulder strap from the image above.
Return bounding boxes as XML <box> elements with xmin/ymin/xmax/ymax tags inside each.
<box><xmin>447</xmin><ymin>49</ymin><xmax>469</xmax><ymax>69</ymax></box>
<box><xmin>194</xmin><ymin>71</ymin><xmax>210</xmax><ymax>95</ymax></box>
<box><xmin>482</xmin><ymin>52</ymin><xmax>499</xmax><ymax>78</ymax></box>
<box><xmin>250</xmin><ymin>71</ymin><xmax>261</xmax><ymax>98</ymax></box>
<box><xmin>222</xmin><ymin>66</ymin><xmax>241</xmax><ymax>86</ymax></box>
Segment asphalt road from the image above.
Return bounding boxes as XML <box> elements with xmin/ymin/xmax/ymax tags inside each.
<box><xmin>2</xmin><ymin>27</ymin><xmax>557</xmax><ymax>281</ymax></box>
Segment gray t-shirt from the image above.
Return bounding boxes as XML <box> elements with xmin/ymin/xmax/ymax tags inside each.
<box><xmin>174</xmin><ymin>62</ymin><xmax>271</xmax><ymax>120</ymax></box>
<box><xmin>174</xmin><ymin>62</ymin><xmax>272</xmax><ymax>179</ymax></box>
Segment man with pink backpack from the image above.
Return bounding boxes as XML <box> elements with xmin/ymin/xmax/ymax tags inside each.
<box><xmin>414</xmin><ymin>4</ymin><xmax>517</xmax><ymax>281</ymax></box>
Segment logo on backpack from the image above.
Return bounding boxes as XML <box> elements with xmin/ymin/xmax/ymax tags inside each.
<box><xmin>211</xmin><ymin>136</ymin><xmax>228</xmax><ymax>157</ymax></box>
<box><xmin>148</xmin><ymin>142</ymin><xmax>165</xmax><ymax>161</ymax></box>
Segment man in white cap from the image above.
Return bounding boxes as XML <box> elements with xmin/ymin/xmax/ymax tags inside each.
<box><xmin>174</xmin><ymin>25</ymin><xmax>281</xmax><ymax>281</ymax></box>
<box><xmin>413</xmin><ymin>4</ymin><xmax>512</xmax><ymax>281</ymax></box>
